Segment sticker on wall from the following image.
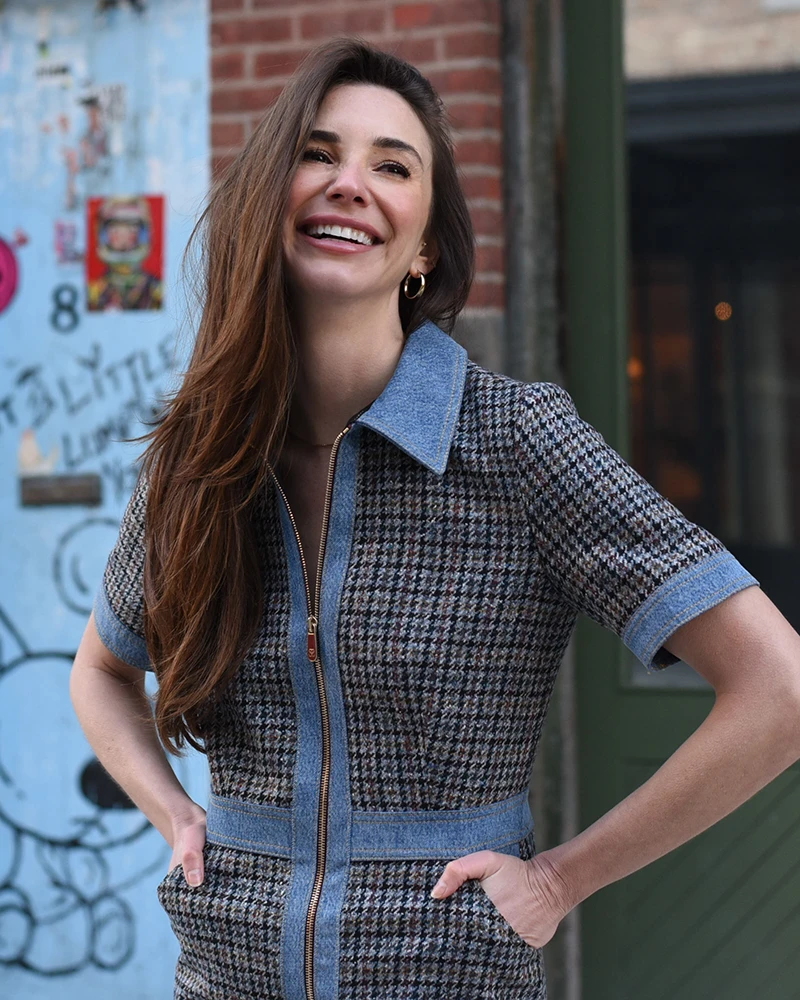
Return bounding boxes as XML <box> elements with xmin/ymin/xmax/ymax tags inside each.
<box><xmin>86</xmin><ymin>195</ymin><xmax>164</xmax><ymax>311</ymax></box>
<box><xmin>18</xmin><ymin>428</ymin><xmax>59</xmax><ymax>477</ymax></box>
<box><xmin>62</xmin><ymin>84</ymin><xmax>127</xmax><ymax>211</ymax></box>
<box><xmin>0</xmin><ymin>229</ymin><xmax>30</xmax><ymax>317</ymax></box>
<box><xmin>54</xmin><ymin>221</ymin><xmax>85</xmax><ymax>266</ymax></box>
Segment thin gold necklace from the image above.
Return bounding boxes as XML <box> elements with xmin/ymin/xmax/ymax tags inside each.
<box><xmin>286</xmin><ymin>427</ymin><xmax>336</xmax><ymax>448</ymax></box>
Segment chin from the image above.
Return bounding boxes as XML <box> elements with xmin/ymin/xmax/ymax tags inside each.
<box><xmin>289</xmin><ymin>271</ymin><xmax>381</xmax><ymax>300</ymax></box>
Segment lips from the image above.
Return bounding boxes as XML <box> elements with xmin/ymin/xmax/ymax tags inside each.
<box><xmin>297</xmin><ymin>229</ymin><xmax>379</xmax><ymax>254</ymax></box>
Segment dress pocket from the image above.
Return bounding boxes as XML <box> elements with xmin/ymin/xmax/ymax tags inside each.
<box><xmin>338</xmin><ymin>850</ymin><xmax>544</xmax><ymax>1000</ymax></box>
<box><xmin>156</xmin><ymin>841</ymin><xmax>292</xmax><ymax>1000</ymax></box>
<box><xmin>156</xmin><ymin>861</ymin><xmax>184</xmax><ymax>895</ymax></box>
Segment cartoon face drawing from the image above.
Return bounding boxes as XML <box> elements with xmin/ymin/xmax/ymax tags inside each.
<box><xmin>0</xmin><ymin>604</ymin><xmax>178</xmax><ymax>975</ymax></box>
<box><xmin>0</xmin><ymin>651</ymin><xmax>150</xmax><ymax>847</ymax></box>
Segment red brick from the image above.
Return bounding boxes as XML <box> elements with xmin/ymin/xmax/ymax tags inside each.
<box><xmin>444</xmin><ymin>28</ymin><xmax>499</xmax><ymax>60</ymax></box>
<box><xmin>386</xmin><ymin>36</ymin><xmax>438</xmax><ymax>66</ymax></box>
<box><xmin>460</xmin><ymin>172</ymin><xmax>502</xmax><ymax>201</ymax></box>
<box><xmin>426</xmin><ymin>66</ymin><xmax>502</xmax><ymax>96</ymax></box>
<box><xmin>211</xmin><ymin>0</ymin><xmax>244</xmax><ymax>10</ymax></box>
<box><xmin>211</xmin><ymin>85</ymin><xmax>283</xmax><ymax>114</ymax></box>
<box><xmin>475</xmin><ymin>243</ymin><xmax>504</xmax><ymax>273</ymax></box>
<box><xmin>447</xmin><ymin>101</ymin><xmax>502</xmax><ymax>130</ymax></box>
<box><xmin>469</xmin><ymin>205</ymin><xmax>504</xmax><ymax>238</ymax></box>
<box><xmin>394</xmin><ymin>3</ymin><xmax>435</xmax><ymax>29</ymax></box>
<box><xmin>394</xmin><ymin>1</ymin><xmax>500</xmax><ymax>31</ymax></box>
<box><xmin>212</xmin><ymin>51</ymin><xmax>245</xmax><ymax>80</ymax></box>
<box><xmin>455</xmin><ymin>137</ymin><xmax>503</xmax><ymax>168</ymax></box>
<box><xmin>467</xmin><ymin>279</ymin><xmax>505</xmax><ymax>308</ymax></box>
<box><xmin>211</xmin><ymin>16</ymin><xmax>292</xmax><ymax>46</ymax></box>
<box><xmin>211</xmin><ymin>120</ymin><xmax>246</xmax><ymax>148</ymax></box>
<box><xmin>299</xmin><ymin>9</ymin><xmax>386</xmax><ymax>39</ymax></box>
<box><xmin>253</xmin><ymin>47</ymin><xmax>311</xmax><ymax>80</ymax></box>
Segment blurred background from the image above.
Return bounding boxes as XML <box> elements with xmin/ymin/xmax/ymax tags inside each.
<box><xmin>0</xmin><ymin>1</ymin><xmax>798</xmax><ymax>998</ymax></box>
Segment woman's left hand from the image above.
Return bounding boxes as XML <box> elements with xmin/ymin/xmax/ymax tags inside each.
<box><xmin>430</xmin><ymin>848</ymin><xmax>574</xmax><ymax>949</ymax></box>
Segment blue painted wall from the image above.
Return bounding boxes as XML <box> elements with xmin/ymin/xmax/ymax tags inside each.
<box><xmin>0</xmin><ymin>2</ymin><xmax>210</xmax><ymax>996</ymax></box>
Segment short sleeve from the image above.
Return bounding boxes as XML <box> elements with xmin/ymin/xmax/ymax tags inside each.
<box><xmin>92</xmin><ymin>470</ymin><xmax>154</xmax><ymax>671</ymax></box>
<box><xmin>515</xmin><ymin>382</ymin><xmax>760</xmax><ymax>671</ymax></box>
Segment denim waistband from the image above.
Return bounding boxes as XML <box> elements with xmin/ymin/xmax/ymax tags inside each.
<box><xmin>205</xmin><ymin>788</ymin><xmax>534</xmax><ymax>860</ymax></box>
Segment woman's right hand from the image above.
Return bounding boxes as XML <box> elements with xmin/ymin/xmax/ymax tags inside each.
<box><xmin>168</xmin><ymin>803</ymin><xmax>208</xmax><ymax>886</ymax></box>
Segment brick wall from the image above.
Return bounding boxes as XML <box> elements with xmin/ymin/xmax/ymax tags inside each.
<box><xmin>210</xmin><ymin>0</ymin><xmax>505</xmax><ymax>334</ymax></box>
<box><xmin>626</xmin><ymin>0</ymin><xmax>800</xmax><ymax>79</ymax></box>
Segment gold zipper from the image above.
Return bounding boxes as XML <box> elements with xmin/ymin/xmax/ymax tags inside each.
<box><xmin>269</xmin><ymin>422</ymin><xmax>352</xmax><ymax>1000</ymax></box>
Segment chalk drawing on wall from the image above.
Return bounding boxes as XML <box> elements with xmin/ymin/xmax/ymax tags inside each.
<box><xmin>50</xmin><ymin>283</ymin><xmax>81</xmax><ymax>333</ymax></box>
<box><xmin>0</xmin><ymin>605</ymin><xmax>173</xmax><ymax>975</ymax></box>
<box><xmin>96</xmin><ymin>1</ymin><xmax>148</xmax><ymax>14</ymax></box>
<box><xmin>53</xmin><ymin>517</ymin><xmax>121</xmax><ymax>616</ymax></box>
<box><xmin>0</xmin><ymin>230</ymin><xmax>30</xmax><ymax>317</ymax></box>
<box><xmin>86</xmin><ymin>196</ymin><xmax>164</xmax><ymax>312</ymax></box>
<box><xmin>0</xmin><ymin>335</ymin><xmax>176</xmax><ymax>500</ymax></box>
<box><xmin>1</xmin><ymin>0</ymin><xmax>210</xmax><ymax>988</ymax></box>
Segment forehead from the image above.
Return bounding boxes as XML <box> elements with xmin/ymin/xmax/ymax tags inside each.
<box><xmin>314</xmin><ymin>83</ymin><xmax>432</xmax><ymax>166</ymax></box>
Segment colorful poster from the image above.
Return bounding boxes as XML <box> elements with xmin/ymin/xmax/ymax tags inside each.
<box><xmin>86</xmin><ymin>195</ymin><xmax>164</xmax><ymax>311</ymax></box>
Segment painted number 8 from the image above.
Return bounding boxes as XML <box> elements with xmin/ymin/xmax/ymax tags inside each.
<box><xmin>51</xmin><ymin>284</ymin><xmax>80</xmax><ymax>333</ymax></box>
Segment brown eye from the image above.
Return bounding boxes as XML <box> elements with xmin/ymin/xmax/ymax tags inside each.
<box><xmin>379</xmin><ymin>161</ymin><xmax>410</xmax><ymax>178</ymax></box>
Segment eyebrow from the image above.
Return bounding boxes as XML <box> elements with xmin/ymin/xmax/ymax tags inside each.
<box><xmin>307</xmin><ymin>129</ymin><xmax>424</xmax><ymax>168</ymax></box>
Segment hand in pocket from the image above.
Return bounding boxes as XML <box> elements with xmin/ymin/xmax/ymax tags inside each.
<box><xmin>167</xmin><ymin>804</ymin><xmax>208</xmax><ymax>886</ymax></box>
<box><xmin>429</xmin><ymin>848</ymin><xmax>573</xmax><ymax>949</ymax></box>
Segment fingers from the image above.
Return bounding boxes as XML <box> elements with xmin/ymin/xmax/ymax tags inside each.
<box><xmin>182</xmin><ymin>826</ymin><xmax>208</xmax><ymax>887</ymax></box>
<box><xmin>183</xmin><ymin>848</ymin><xmax>204</xmax><ymax>886</ymax></box>
<box><xmin>430</xmin><ymin>850</ymin><xmax>503</xmax><ymax>899</ymax></box>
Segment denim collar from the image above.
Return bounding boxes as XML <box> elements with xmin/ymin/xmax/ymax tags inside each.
<box><xmin>355</xmin><ymin>319</ymin><xmax>468</xmax><ymax>476</ymax></box>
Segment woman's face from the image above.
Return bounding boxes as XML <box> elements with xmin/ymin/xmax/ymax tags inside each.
<box><xmin>282</xmin><ymin>82</ymin><xmax>435</xmax><ymax>307</ymax></box>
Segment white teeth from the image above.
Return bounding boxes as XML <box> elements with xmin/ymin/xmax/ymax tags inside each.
<box><xmin>305</xmin><ymin>223</ymin><xmax>376</xmax><ymax>246</ymax></box>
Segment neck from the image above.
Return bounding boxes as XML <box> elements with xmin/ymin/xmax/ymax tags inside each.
<box><xmin>287</xmin><ymin>292</ymin><xmax>406</xmax><ymax>442</ymax></box>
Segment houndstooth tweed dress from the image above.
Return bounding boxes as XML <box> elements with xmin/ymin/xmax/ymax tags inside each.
<box><xmin>94</xmin><ymin>319</ymin><xmax>759</xmax><ymax>1000</ymax></box>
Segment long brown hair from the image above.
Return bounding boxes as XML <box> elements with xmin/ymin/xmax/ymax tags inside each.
<box><xmin>136</xmin><ymin>36</ymin><xmax>475</xmax><ymax>755</ymax></box>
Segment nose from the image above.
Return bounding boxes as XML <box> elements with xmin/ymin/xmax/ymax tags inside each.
<box><xmin>325</xmin><ymin>160</ymin><xmax>370</xmax><ymax>205</ymax></box>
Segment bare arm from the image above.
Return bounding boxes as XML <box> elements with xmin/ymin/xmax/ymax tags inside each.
<box><xmin>546</xmin><ymin>586</ymin><xmax>800</xmax><ymax>909</ymax></box>
<box><xmin>70</xmin><ymin>613</ymin><xmax>207</xmax><ymax>878</ymax></box>
<box><xmin>432</xmin><ymin>587</ymin><xmax>800</xmax><ymax>948</ymax></box>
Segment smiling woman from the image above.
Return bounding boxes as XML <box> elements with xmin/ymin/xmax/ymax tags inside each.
<box><xmin>70</xmin><ymin>32</ymin><xmax>800</xmax><ymax>1000</ymax></box>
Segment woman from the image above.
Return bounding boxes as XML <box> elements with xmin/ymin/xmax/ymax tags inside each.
<box><xmin>70</xmin><ymin>36</ymin><xmax>800</xmax><ymax>1000</ymax></box>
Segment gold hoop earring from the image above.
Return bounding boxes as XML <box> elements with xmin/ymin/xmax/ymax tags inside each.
<box><xmin>403</xmin><ymin>272</ymin><xmax>425</xmax><ymax>300</ymax></box>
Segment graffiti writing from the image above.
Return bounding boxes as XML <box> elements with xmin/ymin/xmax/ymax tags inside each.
<box><xmin>50</xmin><ymin>284</ymin><xmax>81</xmax><ymax>333</ymax></box>
<box><xmin>0</xmin><ymin>334</ymin><xmax>176</xmax><ymax>436</ymax></box>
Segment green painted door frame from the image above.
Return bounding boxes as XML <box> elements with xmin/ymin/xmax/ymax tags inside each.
<box><xmin>563</xmin><ymin>3</ymin><xmax>632</xmax><ymax>995</ymax></box>
<box><xmin>562</xmin><ymin>5</ymin><xmax>800</xmax><ymax>999</ymax></box>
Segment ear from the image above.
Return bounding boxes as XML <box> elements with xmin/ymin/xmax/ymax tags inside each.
<box><xmin>416</xmin><ymin>236</ymin><xmax>439</xmax><ymax>275</ymax></box>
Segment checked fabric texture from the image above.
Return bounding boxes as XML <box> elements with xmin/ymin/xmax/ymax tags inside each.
<box><xmin>100</xmin><ymin>354</ymin><xmax>751</xmax><ymax>1000</ymax></box>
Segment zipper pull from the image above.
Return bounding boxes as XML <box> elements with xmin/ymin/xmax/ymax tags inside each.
<box><xmin>307</xmin><ymin>615</ymin><xmax>318</xmax><ymax>662</ymax></box>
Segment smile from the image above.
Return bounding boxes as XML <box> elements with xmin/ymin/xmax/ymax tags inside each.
<box><xmin>298</xmin><ymin>227</ymin><xmax>381</xmax><ymax>254</ymax></box>
<box><xmin>302</xmin><ymin>223</ymin><xmax>379</xmax><ymax>245</ymax></box>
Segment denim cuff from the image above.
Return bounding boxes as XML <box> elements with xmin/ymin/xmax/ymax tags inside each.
<box><xmin>622</xmin><ymin>550</ymin><xmax>760</xmax><ymax>672</ymax></box>
<box><xmin>92</xmin><ymin>580</ymin><xmax>153</xmax><ymax>671</ymax></box>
